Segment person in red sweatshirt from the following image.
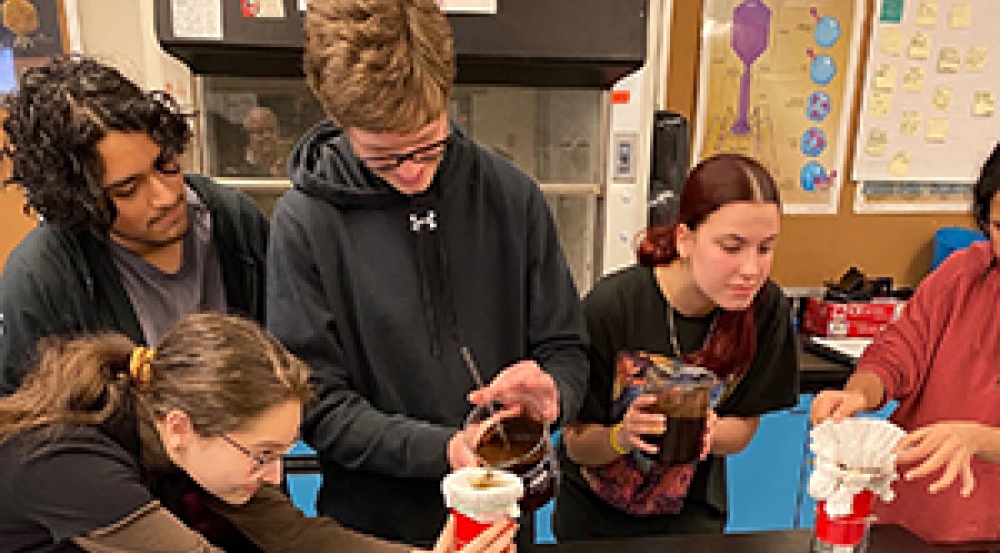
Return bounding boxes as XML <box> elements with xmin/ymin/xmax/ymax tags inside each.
<box><xmin>811</xmin><ymin>144</ymin><xmax>1000</xmax><ymax>544</ymax></box>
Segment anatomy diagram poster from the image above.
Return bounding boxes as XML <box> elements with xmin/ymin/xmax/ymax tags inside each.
<box><xmin>693</xmin><ymin>0</ymin><xmax>867</xmax><ymax>214</ymax></box>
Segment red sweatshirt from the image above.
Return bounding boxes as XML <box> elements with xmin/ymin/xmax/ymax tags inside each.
<box><xmin>858</xmin><ymin>242</ymin><xmax>1000</xmax><ymax>543</ymax></box>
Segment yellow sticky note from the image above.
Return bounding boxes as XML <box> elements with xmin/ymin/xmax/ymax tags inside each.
<box><xmin>932</xmin><ymin>86</ymin><xmax>953</xmax><ymax>110</ymax></box>
<box><xmin>908</xmin><ymin>32</ymin><xmax>933</xmax><ymax>60</ymax></box>
<box><xmin>926</xmin><ymin>117</ymin><xmax>949</xmax><ymax>143</ymax></box>
<box><xmin>899</xmin><ymin>110</ymin><xmax>922</xmax><ymax>135</ymax></box>
<box><xmin>875</xmin><ymin>64</ymin><xmax>897</xmax><ymax>90</ymax></box>
<box><xmin>880</xmin><ymin>28</ymin><xmax>905</xmax><ymax>56</ymax></box>
<box><xmin>870</xmin><ymin>91</ymin><xmax>893</xmax><ymax>117</ymax></box>
<box><xmin>902</xmin><ymin>67</ymin><xmax>925</xmax><ymax>93</ymax></box>
<box><xmin>937</xmin><ymin>47</ymin><xmax>961</xmax><ymax>73</ymax></box>
<box><xmin>866</xmin><ymin>129</ymin><xmax>889</xmax><ymax>156</ymax></box>
<box><xmin>889</xmin><ymin>152</ymin><xmax>911</xmax><ymax>176</ymax></box>
<box><xmin>966</xmin><ymin>46</ymin><xmax>988</xmax><ymax>72</ymax></box>
<box><xmin>916</xmin><ymin>2</ymin><xmax>939</xmax><ymax>27</ymax></box>
<box><xmin>972</xmin><ymin>91</ymin><xmax>995</xmax><ymax>117</ymax></box>
<box><xmin>949</xmin><ymin>4</ymin><xmax>972</xmax><ymax>29</ymax></box>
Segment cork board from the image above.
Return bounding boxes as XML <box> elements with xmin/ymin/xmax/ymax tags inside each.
<box><xmin>0</xmin><ymin>182</ymin><xmax>36</xmax><ymax>273</ymax></box>
<box><xmin>667</xmin><ymin>0</ymin><xmax>975</xmax><ymax>287</ymax></box>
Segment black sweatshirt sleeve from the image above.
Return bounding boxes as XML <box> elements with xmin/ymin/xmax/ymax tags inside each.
<box><xmin>0</xmin><ymin>251</ymin><xmax>64</xmax><ymax>395</ymax></box>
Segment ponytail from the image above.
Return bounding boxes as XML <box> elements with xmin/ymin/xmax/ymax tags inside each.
<box><xmin>0</xmin><ymin>313</ymin><xmax>313</xmax><ymax>446</ymax></box>
<box><xmin>0</xmin><ymin>333</ymin><xmax>138</xmax><ymax>443</ymax></box>
<box><xmin>637</xmin><ymin>225</ymin><xmax>679</xmax><ymax>267</ymax></box>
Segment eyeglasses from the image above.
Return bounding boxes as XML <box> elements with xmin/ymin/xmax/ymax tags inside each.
<box><xmin>357</xmin><ymin>135</ymin><xmax>450</xmax><ymax>172</ymax></box>
<box><xmin>221</xmin><ymin>434</ymin><xmax>285</xmax><ymax>473</ymax></box>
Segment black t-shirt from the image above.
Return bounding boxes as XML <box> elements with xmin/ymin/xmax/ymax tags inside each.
<box><xmin>555</xmin><ymin>265</ymin><xmax>799</xmax><ymax>540</ymax></box>
<box><xmin>0</xmin><ymin>426</ymin><xmax>153</xmax><ymax>553</ymax></box>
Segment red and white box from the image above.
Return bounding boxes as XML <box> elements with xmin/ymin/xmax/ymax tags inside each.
<box><xmin>801</xmin><ymin>298</ymin><xmax>905</xmax><ymax>338</ymax></box>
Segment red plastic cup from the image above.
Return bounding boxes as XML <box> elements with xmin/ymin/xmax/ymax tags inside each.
<box><xmin>442</xmin><ymin>468</ymin><xmax>522</xmax><ymax>553</ymax></box>
<box><xmin>451</xmin><ymin>508</ymin><xmax>513</xmax><ymax>552</ymax></box>
<box><xmin>814</xmin><ymin>489</ymin><xmax>875</xmax><ymax>547</ymax></box>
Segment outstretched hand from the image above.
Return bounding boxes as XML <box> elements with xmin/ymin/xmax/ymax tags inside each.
<box><xmin>893</xmin><ymin>421</ymin><xmax>985</xmax><ymax>497</ymax></box>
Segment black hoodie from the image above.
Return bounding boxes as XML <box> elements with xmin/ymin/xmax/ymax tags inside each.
<box><xmin>267</xmin><ymin>120</ymin><xmax>588</xmax><ymax>546</ymax></box>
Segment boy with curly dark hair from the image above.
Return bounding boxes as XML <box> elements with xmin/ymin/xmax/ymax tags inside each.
<box><xmin>0</xmin><ymin>56</ymin><xmax>269</xmax><ymax>394</ymax></box>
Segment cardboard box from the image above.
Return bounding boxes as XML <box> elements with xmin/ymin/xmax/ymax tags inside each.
<box><xmin>801</xmin><ymin>297</ymin><xmax>905</xmax><ymax>338</ymax></box>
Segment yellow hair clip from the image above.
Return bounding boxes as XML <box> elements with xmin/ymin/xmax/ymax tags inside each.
<box><xmin>128</xmin><ymin>346</ymin><xmax>155</xmax><ymax>388</ymax></box>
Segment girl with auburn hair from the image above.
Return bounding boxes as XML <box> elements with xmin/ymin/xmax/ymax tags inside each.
<box><xmin>556</xmin><ymin>153</ymin><xmax>799</xmax><ymax>539</ymax></box>
<box><xmin>0</xmin><ymin>313</ymin><xmax>513</xmax><ymax>553</ymax></box>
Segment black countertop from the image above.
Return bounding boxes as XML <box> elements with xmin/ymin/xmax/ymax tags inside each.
<box><xmin>797</xmin><ymin>336</ymin><xmax>854</xmax><ymax>394</ymax></box>
<box><xmin>528</xmin><ymin>525</ymin><xmax>939</xmax><ymax>552</ymax></box>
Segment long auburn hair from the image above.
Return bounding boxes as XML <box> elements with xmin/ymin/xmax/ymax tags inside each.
<box><xmin>637</xmin><ymin>153</ymin><xmax>781</xmax><ymax>379</ymax></box>
<box><xmin>0</xmin><ymin>313</ymin><xmax>312</xmax><ymax>444</ymax></box>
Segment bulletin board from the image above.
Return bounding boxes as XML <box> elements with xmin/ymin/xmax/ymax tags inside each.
<box><xmin>853</xmin><ymin>0</ymin><xmax>999</xmax><ymax>194</ymax></box>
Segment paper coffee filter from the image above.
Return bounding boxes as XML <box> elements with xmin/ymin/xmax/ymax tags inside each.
<box><xmin>808</xmin><ymin>419</ymin><xmax>907</xmax><ymax>517</ymax></box>
<box><xmin>442</xmin><ymin>467</ymin><xmax>524</xmax><ymax>521</ymax></box>
<box><xmin>811</xmin><ymin>419</ymin><xmax>906</xmax><ymax>471</ymax></box>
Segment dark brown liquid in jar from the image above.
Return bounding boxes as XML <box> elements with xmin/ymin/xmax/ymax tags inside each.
<box><xmin>640</xmin><ymin>416</ymin><xmax>707</xmax><ymax>465</ymax></box>
<box><xmin>474</xmin><ymin>415</ymin><xmax>557</xmax><ymax>512</ymax></box>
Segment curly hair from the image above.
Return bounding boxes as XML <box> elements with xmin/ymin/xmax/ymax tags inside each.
<box><xmin>1</xmin><ymin>56</ymin><xmax>194</xmax><ymax>232</ymax></box>
<box><xmin>303</xmin><ymin>0</ymin><xmax>455</xmax><ymax>133</ymax></box>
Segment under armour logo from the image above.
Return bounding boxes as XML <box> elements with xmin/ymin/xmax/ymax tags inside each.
<box><xmin>410</xmin><ymin>210</ymin><xmax>437</xmax><ymax>232</ymax></box>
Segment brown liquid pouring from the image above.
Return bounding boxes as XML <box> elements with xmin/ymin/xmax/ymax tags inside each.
<box><xmin>474</xmin><ymin>415</ymin><xmax>556</xmax><ymax>512</ymax></box>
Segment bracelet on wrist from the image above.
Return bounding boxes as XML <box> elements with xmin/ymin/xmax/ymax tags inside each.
<box><xmin>609</xmin><ymin>422</ymin><xmax>629</xmax><ymax>455</ymax></box>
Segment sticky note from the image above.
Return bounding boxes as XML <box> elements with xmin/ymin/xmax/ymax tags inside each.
<box><xmin>889</xmin><ymin>151</ymin><xmax>911</xmax><ymax>176</ymax></box>
<box><xmin>972</xmin><ymin>91</ymin><xmax>995</xmax><ymax>117</ymax></box>
<box><xmin>899</xmin><ymin>110</ymin><xmax>922</xmax><ymax>135</ymax></box>
<box><xmin>916</xmin><ymin>2</ymin><xmax>938</xmax><ymax>27</ymax></box>
<box><xmin>926</xmin><ymin>117</ymin><xmax>949</xmax><ymax>142</ymax></box>
<box><xmin>949</xmin><ymin>4</ymin><xmax>972</xmax><ymax>29</ymax></box>
<box><xmin>937</xmin><ymin>47</ymin><xmax>961</xmax><ymax>73</ymax></box>
<box><xmin>881</xmin><ymin>0</ymin><xmax>904</xmax><ymax>23</ymax></box>
<box><xmin>870</xmin><ymin>91</ymin><xmax>893</xmax><ymax>117</ymax></box>
<box><xmin>875</xmin><ymin>64</ymin><xmax>897</xmax><ymax>90</ymax></box>
<box><xmin>908</xmin><ymin>32</ymin><xmax>932</xmax><ymax>60</ymax></box>
<box><xmin>902</xmin><ymin>67</ymin><xmax>924</xmax><ymax>92</ymax></box>
<box><xmin>880</xmin><ymin>28</ymin><xmax>905</xmax><ymax>56</ymax></box>
<box><xmin>866</xmin><ymin>129</ymin><xmax>889</xmax><ymax>156</ymax></box>
<box><xmin>966</xmin><ymin>46</ymin><xmax>987</xmax><ymax>72</ymax></box>
<box><xmin>932</xmin><ymin>86</ymin><xmax>953</xmax><ymax>110</ymax></box>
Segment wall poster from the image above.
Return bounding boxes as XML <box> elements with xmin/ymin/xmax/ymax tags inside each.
<box><xmin>694</xmin><ymin>0</ymin><xmax>867</xmax><ymax>214</ymax></box>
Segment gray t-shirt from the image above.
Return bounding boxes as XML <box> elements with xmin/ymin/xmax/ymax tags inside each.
<box><xmin>111</xmin><ymin>187</ymin><xmax>227</xmax><ymax>346</ymax></box>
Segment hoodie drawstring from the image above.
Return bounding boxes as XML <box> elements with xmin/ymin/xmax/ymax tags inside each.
<box><xmin>412</xmin><ymin>205</ymin><xmax>443</xmax><ymax>357</ymax></box>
